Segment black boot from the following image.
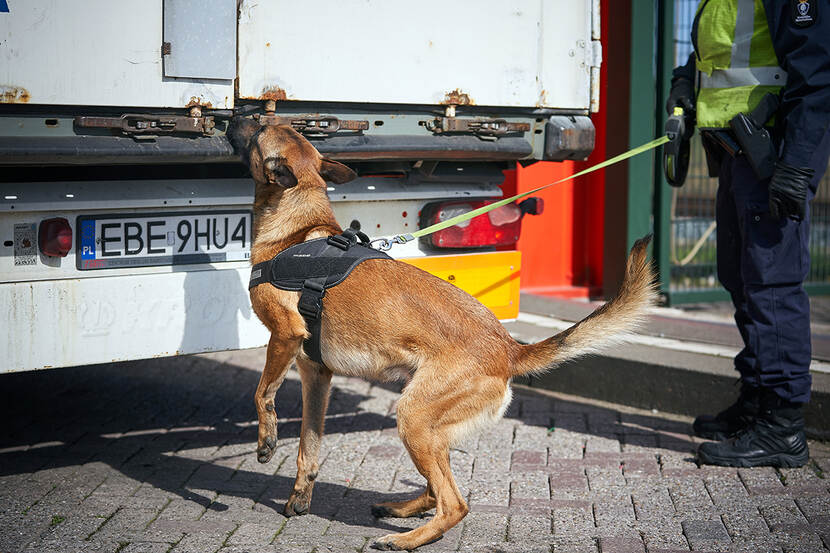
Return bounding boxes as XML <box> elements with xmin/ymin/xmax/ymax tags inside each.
<box><xmin>693</xmin><ymin>385</ymin><xmax>760</xmax><ymax>440</ymax></box>
<box><xmin>697</xmin><ymin>399</ymin><xmax>809</xmax><ymax>468</ymax></box>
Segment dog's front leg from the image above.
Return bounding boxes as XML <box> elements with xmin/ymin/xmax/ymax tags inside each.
<box><xmin>284</xmin><ymin>357</ymin><xmax>332</xmax><ymax>516</ymax></box>
<box><xmin>255</xmin><ymin>333</ymin><xmax>302</xmax><ymax>463</ymax></box>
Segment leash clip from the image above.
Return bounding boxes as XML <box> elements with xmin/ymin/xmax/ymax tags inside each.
<box><xmin>370</xmin><ymin>234</ymin><xmax>414</xmax><ymax>251</ymax></box>
<box><xmin>370</xmin><ymin>238</ymin><xmax>393</xmax><ymax>251</ymax></box>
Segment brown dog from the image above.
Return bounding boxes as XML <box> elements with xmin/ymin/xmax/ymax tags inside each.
<box><xmin>229</xmin><ymin>118</ymin><xmax>657</xmax><ymax>551</ymax></box>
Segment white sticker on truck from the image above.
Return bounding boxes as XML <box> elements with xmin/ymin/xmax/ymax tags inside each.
<box><xmin>13</xmin><ymin>223</ymin><xmax>36</xmax><ymax>266</ymax></box>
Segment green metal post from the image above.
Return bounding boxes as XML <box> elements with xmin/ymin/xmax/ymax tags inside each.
<box><xmin>654</xmin><ymin>0</ymin><xmax>675</xmax><ymax>301</ymax></box>
<box><xmin>627</xmin><ymin>1</ymin><xmax>658</xmax><ymax>252</ymax></box>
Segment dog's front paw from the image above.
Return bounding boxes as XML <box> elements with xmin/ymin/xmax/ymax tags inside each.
<box><xmin>256</xmin><ymin>435</ymin><xmax>277</xmax><ymax>464</ymax></box>
<box><xmin>371</xmin><ymin>534</ymin><xmax>406</xmax><ymax>551</ymax></box>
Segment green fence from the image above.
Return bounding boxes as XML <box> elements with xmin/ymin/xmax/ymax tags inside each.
<box><xmin>660</xmin><ymin>0</ymin><xmax>830</xmax><ymax>304</ymax></box>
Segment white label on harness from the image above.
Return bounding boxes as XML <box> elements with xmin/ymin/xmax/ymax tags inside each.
<box><xmin>251</xmin><ymin>268</ymin><xmax>262</xmax><ymax>280</ymax></box>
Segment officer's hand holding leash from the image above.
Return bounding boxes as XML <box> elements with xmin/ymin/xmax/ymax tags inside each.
<box><xmin>665</xmin><ymin>76</ymin><xmax>695</xmax><ymax>117</ymax></box>
<box><xmin>663</xmin><ymin>75</ymin><xmax>696</xmax><ymax>187</ymax></box>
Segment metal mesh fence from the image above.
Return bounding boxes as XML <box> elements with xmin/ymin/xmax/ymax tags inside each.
<box><xmin>669</xmin><ymin>0</ymin><xmax>830</xmax><ymax>296</ymax></box>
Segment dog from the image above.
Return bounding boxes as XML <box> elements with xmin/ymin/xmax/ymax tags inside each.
<box><xmin>228</xmin><ymin>118</ymin><xmax>657</xmax><ymax>551</ymax></box>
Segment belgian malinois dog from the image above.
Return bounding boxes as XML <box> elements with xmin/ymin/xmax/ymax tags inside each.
<box><xmin>229</xmin><ymin>118</ymin><xmax>656</xmax><ymax>550</ymax></box>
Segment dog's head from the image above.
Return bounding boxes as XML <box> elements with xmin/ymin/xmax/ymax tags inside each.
<box><xmin>227</xmin><ymin>117</ymin><xmax>356</xmax><ymax>189</ymax></box>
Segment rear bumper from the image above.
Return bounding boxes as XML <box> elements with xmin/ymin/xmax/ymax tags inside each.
<box><xmin>0</xmin><ymin>267</ymin><xmax>269</xmax><ymax>373</ymax></box>
<box><xmin>1</xmin><ymin>250</ymin><xmax>521</xmax><ymax>373</ymax></box>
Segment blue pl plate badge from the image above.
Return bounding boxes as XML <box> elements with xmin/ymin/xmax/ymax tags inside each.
<box><xmin>80</xmin><ymin>219</ymin><xmax>96</xmax><ymax>260</ymax></box>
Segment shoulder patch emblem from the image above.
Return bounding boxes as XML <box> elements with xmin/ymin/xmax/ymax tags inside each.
<box><xmin>791</xmin><ymin>0</ymin><xmax>817</xmax><ymax>27</ymax></box>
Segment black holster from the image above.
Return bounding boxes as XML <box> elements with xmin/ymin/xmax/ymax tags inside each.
<box><xmin>728</xmin><ymin>93</ymin><xmax>780</xmax><ymax>180</ymax></box>
<box><xmin>700</xmin><ymin>93</ymin><xmax>781</xmax><ymax>180</ymax></box>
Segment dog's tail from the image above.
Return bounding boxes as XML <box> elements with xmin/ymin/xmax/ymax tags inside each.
<box><xmin>511</xmin><ymin>234</ymin><xmax>657</xmax><ymax>377</ymax></box>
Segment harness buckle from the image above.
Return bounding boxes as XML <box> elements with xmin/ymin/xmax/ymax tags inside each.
<box><xmin>326</xmin><ymin>234</ymin><xmax>352</xmax><ymax>250</ymax></box>
<box><xmin>343</xmin><ymin>227</ymin><xmax>372</xmax><ymax>246</ymax></box>
<box><xmin>328</xmin><ymin>227</ymin><xmax>374</xmax><ymax>250</ymax></box>
<box><xmin>297</xmin><ymin>278</ymin><xmax>326</xmax><ymax>320</ymax></box>
<box><xmin>302</xmin><ymin>279</ymin><xmax>325</xmax><ymax>293</ymax></box>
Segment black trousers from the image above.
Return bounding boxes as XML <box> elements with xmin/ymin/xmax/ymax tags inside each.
<box><xmin>715</xmin><ymin>131</ymin><xmax>830</xmax><ymax>403</ymax></box>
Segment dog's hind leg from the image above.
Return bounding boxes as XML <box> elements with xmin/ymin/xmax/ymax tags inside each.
<box><xmin>255</xmin><ymin>333</ymin><xmax>302</xmax><ymax>463</ymax></box>
<box><xmin>372</xmin><ymin>401</ymin><xmax>468</xmax><ymax>550</ymax></box>
<box><xmin>284</xmin><ymin>356</ymin><xmax>332</xmax><ymax>517</ymax></box>
<box><xmin>371</xmin><ymin>487</ymin><xmax>436</xmax><ymax>519</ymax></box>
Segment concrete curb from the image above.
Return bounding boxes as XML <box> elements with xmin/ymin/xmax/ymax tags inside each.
<box><xmin>508</xmin><ymin>294</ymin><xmax>830</xmax><ymax>437</ymax></box>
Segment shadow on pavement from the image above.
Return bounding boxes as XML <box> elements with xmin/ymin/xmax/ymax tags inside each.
<box><xmin>0</xmin><ymin>352</ymin><xmax>696</xmax><ymax>530</ymax></box>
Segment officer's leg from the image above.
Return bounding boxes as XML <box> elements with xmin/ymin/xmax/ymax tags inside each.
<box><xmin>744</xmin><ymin>129</ymin><xmax>830</xmax><ymax>404</ymax></box>
<box><xmin>715</xmin><ymin>156</ymin><xmax>760</xmax><ymax>386</ymax></box>
<box><xmin>732</xmin><ymin>125</ymin><xmax>830</xmax><ymax>405</ymax></box>
<box><xmin>743</xmin><ymin>284</ymin><xmax>812</xmax><ymax>403</ymax></box>
<box><xmin>693</xmin><ymin>155</ymin><xmax>761</xmax><ymax>440</ymax></box>
<box><xmin>697</xmin><ymin>143</ymin><xmax>828</xmax><ymax>467</ymax></box>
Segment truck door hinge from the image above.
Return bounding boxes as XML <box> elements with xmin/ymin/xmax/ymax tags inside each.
<box><xmin>421</xmin><ymin>117</ymin><xmax>530</xmax><ymax>140</ymax></box>
<box><xmin>74</xmin><ymin>114</ymin><xmax>216</xmax><ymax>136</ymax></box>
<box><xmin>256</xmin><ymin>115</ymin><xmax>369</xmax><ymax>137</ymax></box>
<box><xmin>589</xmin><ymin>40</ymin><xmax>603</xmax><ymax>113</ymax></box>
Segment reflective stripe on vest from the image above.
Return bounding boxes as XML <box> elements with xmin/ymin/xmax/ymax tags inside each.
<box><xmin>695</xmin><ymin>0</ymin><xmax>783</xmax><ymax>129</ymax></box>
<box><xmin>699</xmin><ymin>66</ymin><xmax>786</xmax><ymax>89</ymax></box>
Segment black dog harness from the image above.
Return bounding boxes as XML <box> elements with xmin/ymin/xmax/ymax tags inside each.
<box><xmin>249</xmin><ymin>228</ymin><xmax>392</xmax><ymax>364</ymax></box>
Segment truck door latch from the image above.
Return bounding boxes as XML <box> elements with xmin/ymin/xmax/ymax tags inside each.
<box><xmin>256</xmin><ymin>115</ymin><xmax>369</xmax><ymax>138</ymax></box>
<box><xmin>74</xmin><ymin>114</ymin><xmax>216</xmax><ymax>136</ymax></box>
<box><xmin>421</xmin><ymin>117</ymin><xmax>530</xmax><ymax>140</ymax></box>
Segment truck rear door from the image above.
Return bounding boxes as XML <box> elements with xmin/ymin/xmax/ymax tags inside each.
<box><xmin>237</xmin><ymin>0</ymin><xmax>596</xmax><ymax>111</ymax></box>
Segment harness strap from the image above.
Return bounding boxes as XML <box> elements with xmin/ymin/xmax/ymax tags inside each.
<box><xmin>297</xmin><ymin>277</ymin><xmax>327</xmax><ymax>364</ymax></box>
<box><xmin>247</xmin><ymin>226</ymin><xmax>391</xmax><ymax>366</ymax></box>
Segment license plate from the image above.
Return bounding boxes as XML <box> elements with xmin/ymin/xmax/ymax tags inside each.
<box><xmin>76</xmin><ymin>211</ymin><xmax>251</xmax><ymax>270</ymax></box>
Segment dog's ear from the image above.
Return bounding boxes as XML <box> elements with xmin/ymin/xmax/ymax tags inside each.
<box><xmin>227</xmin><ymin>116</ymin><xmax>262</xmax><ymax>165</ymax></box>
<box><xmin>264</xmin><ymin>158</ymin><xmax>298</xmax><ymax>188</ymax></box>
<box><xmin>320</xmin><ymin>158</ymin><xmax>357</xmax><ymax>184</ymax></box>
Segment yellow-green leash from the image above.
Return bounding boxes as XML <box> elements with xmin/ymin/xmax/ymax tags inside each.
<box><xmin>370</xmin><ymin>135</ymin><xmax>671</xmax><ymax>251</ymax></box>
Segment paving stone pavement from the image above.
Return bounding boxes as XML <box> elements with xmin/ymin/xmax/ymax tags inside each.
<box><xmin>1</xmin><ymin>348</ymin><xmax>829</xmax><ymax>553</ymax></box>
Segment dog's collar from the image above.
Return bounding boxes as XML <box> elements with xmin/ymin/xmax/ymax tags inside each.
<box><xmin>250</xmin><ymin>125</ymin><xmax>271</xmax><ymax>184</ymax></box>
<box><xmin>250</xmin><ymin>124</ymin><xmax>268</xmax><ymax>148</ymax></box>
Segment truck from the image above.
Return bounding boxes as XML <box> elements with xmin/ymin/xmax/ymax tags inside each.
<box><xmin>0</xmin><ymin>0</ymin><xmax>601</xmax><ymax>372</ymax></box>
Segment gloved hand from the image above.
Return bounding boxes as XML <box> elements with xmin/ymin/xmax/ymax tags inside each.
<box><xmin>665</xmin><ymin>77</ymin><xmax>695</xmax><ymax>116</ymax></box>
<box><xmin>768</xmin><ymin>162</ymin><xmax>814</xmax><ymax>221</ymax></box>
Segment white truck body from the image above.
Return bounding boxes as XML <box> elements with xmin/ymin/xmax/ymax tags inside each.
<box><xmin>2</xmin><ymin>0</ymin><xmax>598</xmax><ymax>110</ymax></box>
<box><xmin>237</xmin><ymin>0</ymin><xmax>598</xmax><ymax>110</ymax></box>
<box><xmin>0</xmin><ymin>0</ymin><xmax>236</xmax><ymax>108</ymax></box>
<box><xmin>0</xmin><ymin>0</ymin><xmax>600</xmax><ymax>373</ymax></box>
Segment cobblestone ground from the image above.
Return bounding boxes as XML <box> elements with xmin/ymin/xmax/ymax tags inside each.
<box><xmin>1</xmin><ymin>348</ymin><xmax>829</xmax><ymax>553</ymax></box>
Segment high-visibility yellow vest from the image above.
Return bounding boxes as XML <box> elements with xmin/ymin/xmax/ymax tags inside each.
<box><xmin>695</xmin><ymin>0</ymin><xmax>785</xmax><ymax>128</ymax></box>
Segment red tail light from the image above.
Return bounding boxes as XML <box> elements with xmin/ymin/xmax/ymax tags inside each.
<box><xmin>421</xmin><ymin>199</ymin><xmax>535</xmax><ymax>249</ymax></box>
<box><xmin>39</xmin><ymin>217</ymin><xmax>72</xmax><ymax>257</ymax></box>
